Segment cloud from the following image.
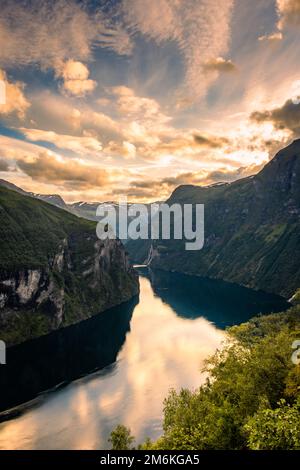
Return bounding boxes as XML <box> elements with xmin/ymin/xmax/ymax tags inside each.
<box><xmin>0</xmin><ymin>0</ymin><xmax>133</xmax><ymax>70</ymax></box>
<box><xmin>80</xmin><ymin>110</ymin><xmax>122</xmax><ymax>138</ymax></box>
<box><xmin>97</xmin><ymin>98</ymin><xmax>111</xmax><ymax>107</ymax></box>
<box><xmin>19</xmin><ymin>128</ymin><xmax>103</xmax><ymax>155</ymax></box>
<box><xmin>251</xmin><ymin>98</ymin><xmax>300</xmax><ymax>135</ymax></box>
<box><xmin>132</xmin><ymin>130</ymin><xmax>232</xmax><ymax>163</ymax></box>
<box><xmin>61</xmin><ymin>77</ymin><xmax>97</xmax><ymax>98</ymax></box>
<box><xmin>104</xmin><ymin>140</ymin><xmax>136</xmax><ymax>160</ymax></box>
<box><xmin>59</xmin><ymin>60</ymin><xmax>90</xmax><ymax>82</ymax></box>
<box><xmin>17</xmin><ymin>152</ymin><xmax>109</xmax><ymax>189</ymax></box>
<box><xmin>122</xmin><ymin>0</ymin><xmax>234</xmax><ymax>98</ymax></box>
<box><xmin>0</xmin><ymin>69</ymin><xmax>30</xmax><ymax>118</ymax></box>
<box><xmin>202</xmin><ymin>57</ymin><xmax>237</xmax><ymax>73</ymax></box>
<box><xmin>0</xmin><ymin>123</ymin><xmax>275</xmax><ymax>202</ymax></box>
<box><xmin>55</xmin><ymin>60</ymin><xmax>97</xmax><ymax>97</ymax></box>
<box><xmin>110</xmin><ymin>86</ymin><xmax>166</xmax><ymax>120</ymax></box>
<box><xmin>108</xmin><ymin>86</ymin><xmax>172</xmax><ymax>145</ymax></box>
<box><xmin>257</xmin><ymin>1</ymin><xmax>299</xmax><ymax>42</ymax></box>
<box><xmin>0</xmin><ymin>135</ymin><xmax>129</xmax><ymax>197</ymax></box>
<box><xmin>30</xmin><ymin>91</ymin><xmax>122</xmax><ymax>140</ymax></box>
<box><xmin>193</xmin><ymin>134</ymin><xmax>230</xmax><ymax>148</ymax></box>
<box><xmin>0</xmin><ymin>158</ymin><xmax>10</xmax><ymax>171</ymax></box>
<box><xmin>28</xmin><ymin>88</ymin><xmax>235</xmax><ymax>165</ymax></box>
<box><xmin>276</xmin><ymin>0</ymin><xmax>300</xmax><ymax>29</ymax></box>
<box><xmin>203</xmin><ymin>163</ymin><xmax>265</xmax><ymax>184</ymax></box>
<box><xmin>258</xmin><ymin>32</ymin><xmax>283</xmax><ymax>42</ymax></box>
<box><xmin>111</xmin><ymin>86</ymin><xmax>134</xmax><ymax>97</ymax></box>
<box><xmin>130</xmin><ymin>172</ymin><xmax>203</xmax><ymax>192</ymax></box>
<box><xmin>121</xmin><ymin>163</ymin><xmax>264</xmax><ymax>201</ymax></box>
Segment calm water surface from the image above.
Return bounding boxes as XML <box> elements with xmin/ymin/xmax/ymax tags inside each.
<box><xmin>0</xmin><ymin>268</ymin><xmax>289</xmax><ymax>449</ymax></box>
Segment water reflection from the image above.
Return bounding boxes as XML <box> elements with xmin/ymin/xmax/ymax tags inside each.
<box><xmin>0</xmin><ymin>297</ymin><xmax>137</xmax><ymax>413</ymax></box>
<box><xmin>147</xmin><ymin>268</ymin><xmax>290</xmax><ymax>326</ymax></box>
<box><xmin>0</xmin><ymin>270</ymin><xmax>289</xmax><ymax>449</ymax></box>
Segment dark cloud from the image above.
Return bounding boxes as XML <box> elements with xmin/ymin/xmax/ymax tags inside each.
<box><xmin>251</xmin><ymin>98</ymin><xmax>300</xmax><ymax>135</ymax></box>
<box><xmin>17</xmin><ymin>153</ymin><xmax>109</xmax><ymax>189</ymax></box>
<box><xmin>117</xmin><ymin>173</ymin><xmax>199</xmax><ymax>200</ymax></box>
<box><xmin>202</xmin><ymin>57</ymin><xmax>237</xmax><ymax>73</ymax></box>
<box><xmin>130</xmin><ymin>172</ymin><xmax>199</xmax><ymax>191</ymax></box>
<box><xmin>0</xmin><ymin>159</ymin><xmax>10</xmax><ymax>171</ymax></box>
<box><xmin>193</xmin><ymin>134</ymin><xmax>230</xmax><ymax>148</ymax></box>
<box><xmin>205</xmin><ymin>166</ymin><xmax>255</xmax><ymax>184</ymax></box>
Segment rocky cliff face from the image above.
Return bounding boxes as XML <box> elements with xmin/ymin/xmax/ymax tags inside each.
<box><xmin>0</xmin><ymin>187</ymin><xmax>139</xmax><ymax>346</ymax></box>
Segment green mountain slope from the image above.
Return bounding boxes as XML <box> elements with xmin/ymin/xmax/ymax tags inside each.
<box><xmin>0</xmin><ymin>187</ymin><xmax>139</xmax><ymax>345</ymax></box>
<box><xmin>127</xmin><ymin>140</ymin><xmax>300</xmax><ymax>298</ymax></box>
<box><xmin>0</xmin><ymin>178</ymin><xmax>68</xmax><ymax>211</ymax></box>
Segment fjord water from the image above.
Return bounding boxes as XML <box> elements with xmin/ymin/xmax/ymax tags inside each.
<box><xmin>0</xmin><ymin>268</ymin><xmax>289</xmax><ymax>449</ymax></box>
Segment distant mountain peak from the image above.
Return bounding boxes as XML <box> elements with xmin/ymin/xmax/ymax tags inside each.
<box><xmin>0</xmin><ymin>179</ymin><xmax>67</xmax><ymax>210</ymax></box>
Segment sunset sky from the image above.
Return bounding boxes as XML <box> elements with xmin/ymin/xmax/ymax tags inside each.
<box><xmin>1</xmin><ymin>0</ymin><xmax>300</xmax><ymax>202</ymax></box>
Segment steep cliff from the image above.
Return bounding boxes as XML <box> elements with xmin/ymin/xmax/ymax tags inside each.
<box><xmin>127</xmin><ymin>140</ymin><xmax>300</xmax><ymax>298</ymax></box>
<box><xmin>0</xmin><ymin>186</ymin><xmax>139</xmax><ymax>346</ymax></box>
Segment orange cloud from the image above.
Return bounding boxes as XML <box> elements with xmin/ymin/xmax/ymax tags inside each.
<box><xmin>104</xmin><ymin>140</ymin><xmax>136</xmax><ymax>160</ymax></box>
<box><xmin>119</xmin><ymin>161</ymin><xmax>267</xmax><ymax>201</ymax></box>
<box><xmin>277</xmin><ymin>0</ymin><xmax>300</xmax><ymax>29</ymax></box>
<box><xmin>17</xmin><ymin>153</ymin><xmax>110</xmax><ymax>189</ymax></box>
<box><xmin>0</xmin><ymin>158</ymin><xmax>10</xmax><ymax>172</ymax></box>
<box><xmin>0</xmin><ymin>0</ymin><xmax>133</xmax><ymax>71</ymax></box>
<box><xmin>258</xmin><ymin>32</ymin><xmax>283</xmax><ymax>42</ymax></box>
<box><xmin>20</xmin><ymin>128</ymin><xmax>103</xmax><ymax>155</ymax></box>
<box><xmin>0</xmin><ymin>69</ymin><xmax>30</xmax><ymax>118</ymax></box>
<box><xmin>56</xmin><ymin>60</ymin><xmax>97</xmax><ymax>97</ymax></box>
<box><xmin>122</xmin><ymin>0</ymin><xmax>234</xmax><ymax>98</ymax></box>
<box><xmin>251</xmin><ymin>98</ymin><xmax>300</xmax><ymax>135</ymax></box>
<box><xmin>202</xmin><ymin>57</ymin><xmax>236</xmax><ymax>73</ymax></box>
<box><xmin>193</xmin><ymin>134</ymin><xmax>230</xmax><ymax>148</ymax></box>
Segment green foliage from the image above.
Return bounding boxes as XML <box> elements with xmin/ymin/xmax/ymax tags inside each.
<box><xmin>108</xmin><ymin>425</ymin><xmax>135</xmax><ymax>450</ymax></box>
<box><xmin>134</xmin><ymin>305</ymin><xmax>300</xmax><ymax>450</ymax></box>
<box><xmin>245</xmin><ymin>398</ymin><xmax>300</xmax><ymax>450</ymax></box>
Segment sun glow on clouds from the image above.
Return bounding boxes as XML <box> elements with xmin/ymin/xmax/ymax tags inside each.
<box><xmin>20</xmin><ymin>128</ymin><xmax>103</xmax><ymax>155</ymax></box>
<box><xmin>56</xmin><ymin>60</ymin><xmax>97</xmax><ymax>97</ymax></box>
<box><xmin>0</xmin><ymin>69</ymin><xmax>30</xmax><ymax>118</ymax></box>
<box><xmin>1</xmin><ymin>0</ymin><xmax>300</xmax><ymax>201</ymax></box>
<box><xmin>122</xmin><ymin>0</ymin><xmax>235</xmax><ymax>98</ymax></box>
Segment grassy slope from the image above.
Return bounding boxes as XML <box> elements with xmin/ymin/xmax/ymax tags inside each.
<box><xmin>0</xmin><ymin>187</ymin><xmax>138</xmax><ymax>345</ymax></box>
<box><xmin>0</xmin><ymin>186</ymin><xmax>96</xmax><ymax>272</ymax></box>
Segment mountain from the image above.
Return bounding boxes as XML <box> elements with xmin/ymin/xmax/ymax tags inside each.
<box><xmin>0</xmin><ymin>179</ymin><xmax>68</xmax><ymax>211</ymax></box>
<box><xmin>0</xmin><ymin>180</ymin><xmax>121</xmax><ymax>221</ymax></box>
<box><xmin>69</xmin><ymin>201</ymin><xmax>119</xmax><ymax>222</ymax></box>
<box><xmin>31</xmin><ymin>193</ymin><xmax>67</xmax><ymax>210</ymax></box>
<box><xmin>0</xmin><ymin>181</ymin><xmax>161</xmax><ymax>236</ymax></box>
<box><xmin>0</xmin><ymin>179</ymin><xmax>28</xmax><ymax>196</ymax></box>
<box><xmin>127</xmin><ymin>140</ymin><xmax>300</xmax><ymax>298</ymax></box>
<box><xmin>0</xmin><ymin>186</ymin><xmax>139</xmax><ymax>346</ymax></box>
<box><xmin>69</xmin><ymin>201</ymin><xmax>163</xmax><ymax>244</ymax></box>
